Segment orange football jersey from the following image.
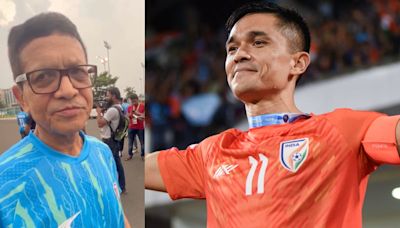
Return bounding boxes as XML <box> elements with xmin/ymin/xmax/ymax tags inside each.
<box><xmin>158</xmin><ymin>109</ymin><xmax>400</xmax><ymax>227</ymax></box>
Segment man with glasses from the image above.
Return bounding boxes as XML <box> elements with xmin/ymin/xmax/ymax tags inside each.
<box><xmin>0</xmin><ymin>12</ymin><xmax>131</xmax><ymax>227</ymax></box>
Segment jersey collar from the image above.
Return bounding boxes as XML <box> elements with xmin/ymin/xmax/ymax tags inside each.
<box><xmin>248</xmin><ymin>113</ymin><xmax>310</xmax><ymax>129</ymax></box>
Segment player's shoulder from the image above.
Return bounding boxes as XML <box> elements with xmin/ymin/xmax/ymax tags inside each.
<box><xmin>85</xmin><ymin>134</ymin><xmax>111</xmax><ymax>152</ymax></box>
<box><xmin>316</xmin><ymin>108</ymin><xmax>385</xmax><ymax>136</ymax></box>
<box><xmin>108</xmin><ymin>106</ymin><xmax>119</xmax><ymax>113</ymax></box>
<box><xmin>0</xmin><ymin>137</ymin><xmax>35</xmax><ymax>164</ymax></box>
<box><xmin>206</xmin><ymin>128</ymin><xmax>241</xmax><ymax>140</ymax></box>
<box><xmin>331</xmin><ymin>108</ymin><xmax>379</xmax><ymax>115</ymax></box>
<box><xmin>319</xmin><ymin>108</ymin><xmax>384</xmax><ymax>121</ymax></box>
<box><xmin>219</xmin><ymin>128</ymin><xmax>244</xmax><ymax>139</ymax></box>
<box><xmin>198</xmin><ymin>128</ymin><xmax>243</xmax><ymax>149</ymax></box>
<box><xmin>84</xmin><ymin>134</ymin><xmax>113</xmax><ymax>159</ymax></box>
<box><xmin>0</xmin><ymin>137</ymin><xmax>40</xmax><ymax>184</ymax></box>
<box><xmin>104</xmin><ymin>106</ymin><xmax>119</xmax><ymax>117</ymax></box>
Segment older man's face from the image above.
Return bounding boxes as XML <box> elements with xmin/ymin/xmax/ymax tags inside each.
<box><xmin>15</xmin><ymin>33</ymin><xmax>93</xmax><ymax>136</ymax></box>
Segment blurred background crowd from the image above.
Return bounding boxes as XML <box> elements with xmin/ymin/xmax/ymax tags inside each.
<box><xmin>145</xmin><ymin>0</ymin><xmax>400</xmax><ymax>151</ymax></box>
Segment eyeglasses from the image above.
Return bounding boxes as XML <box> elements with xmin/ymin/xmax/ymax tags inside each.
<box><xmin>15</xmin><ymin>64</ymin><xmax>97</xmax><ymax>94</ymax></box>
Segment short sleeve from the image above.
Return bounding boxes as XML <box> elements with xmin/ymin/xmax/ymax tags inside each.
<box><xmin>158</xmin><ymin>144</ymin><xmax>206</xmax><ymax>200</ymax></box>
<box><xmin>324</xmin><ymin>109</ymin><xmax>384</xmax><ymax>173</ymax></box>
<box><xmin>104</xmin><ymin>107</ymin><xmax>119</xmax><ymax>122</ymax></box>
<box><xmin>104</xmin><ymin>107</ymin><xmax>120</xmax><ymax>132</ymax></box>
<box><xmin>138</xmin><ymin>103</ymin><xmax>145</xmax><ymax>114</ymax></box>
<box><xmin>362</xmin><ymin>115</ymin><xmax>400</xmax><ymax>164</ymax></box>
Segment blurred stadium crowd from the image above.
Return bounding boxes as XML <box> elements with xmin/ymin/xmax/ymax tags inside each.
<box><xmin>145</xmin><ymin>0</ymin><xmax>400</xmax><ymax>151</ymax></box>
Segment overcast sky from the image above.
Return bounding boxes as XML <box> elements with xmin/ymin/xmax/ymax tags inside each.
<box><xmin>0</xmin><ymin>0</ymin><xmax>144</xmax><ymax>96</ymax></box>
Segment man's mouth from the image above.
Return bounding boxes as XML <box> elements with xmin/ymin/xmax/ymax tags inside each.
<box><xmin>54</xmin><ymin>106</ymin><xmax>84</xmax><ymax>117</ymax></box>
<box><xmin>233</xmin><ymin>68</ymin><xmax>257</xmax><ymax>78</ymax></box>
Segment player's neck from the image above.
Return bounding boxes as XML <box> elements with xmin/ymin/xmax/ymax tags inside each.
<box><xmin>244</xmin><ymin>97</ymin><xmax>302</xmax><ymax>117</ymax></box>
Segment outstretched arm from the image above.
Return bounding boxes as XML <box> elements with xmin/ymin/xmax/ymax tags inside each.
<box><xmin>363</xmin><ymin>115</ymin><xmax>400</xmax><ymax>164</ymax></box>
<box><xmin>145</xmin><ymin>152</ymin><xmax>166</xmax><ymax>192</ymax></box>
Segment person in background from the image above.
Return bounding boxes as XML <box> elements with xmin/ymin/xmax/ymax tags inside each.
<box><xmin>126</xmin><ymin>93</ymin><xmax>145</xmax><ymax>160</ymax></box>
<box><xmin>97</xmin><ymin>87</ymin><xmax>127</xmax><ymax>193</ymax></box>
<box><xmin>16</xmin><ymin>107</ymin><xmax>35</xmax><ymax>138</ymax></box>
<box><xmin>117</xmin><ymin>97</ymin><xmax>129</xmax><ymax>157</ymax></box>
<box><xmin>122</xmin><ymin>98</ymin><xmax>129</xmax><ymax>115</ymax></box>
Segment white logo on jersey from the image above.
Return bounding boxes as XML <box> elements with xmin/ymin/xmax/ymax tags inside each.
<box><xmin>213</xmin><ymin>164</ymin><xmax>238</xmax><ymax>178</ymax></box>
<box><xmin>58</xmin><ymin>211</ymin><xmax>81</xmax><ymax>228</ymax></box>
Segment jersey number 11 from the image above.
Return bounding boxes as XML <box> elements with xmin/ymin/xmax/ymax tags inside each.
<box><xmin>245</xmin><ymin>154</ymin><xmax>269</xmax><ymax>196</ymax></box>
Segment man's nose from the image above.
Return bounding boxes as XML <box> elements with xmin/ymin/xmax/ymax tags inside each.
<box><xmin>54</xmin><ymin>75</ymin><xmax>79</xmax><ymax>98</ymax></box>
<box><xmin>233</xmin><ymin>47</ymin><xmax>251</xmax><ymax>63</ymax></box>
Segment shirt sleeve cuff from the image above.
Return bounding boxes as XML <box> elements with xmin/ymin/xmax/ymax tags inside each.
<box><xmin>362</xmin><ymin>115</ymin><xmax>400</xmax><ymax>164</ymax></box>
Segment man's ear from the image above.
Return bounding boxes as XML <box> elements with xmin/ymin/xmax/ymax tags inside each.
<box><xmin>290</xmin><ymin>51</ymin><xmax>310</xmax><ymax>76</ymax></box>
<box><xmin>12</xmin><ymin>85</ymin><xmax>29</xmax><ymax>113</ymax></box>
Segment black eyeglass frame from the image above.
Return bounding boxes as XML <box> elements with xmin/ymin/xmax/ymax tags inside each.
<box><xmin>14</xmin><ymin>64</ymin><xmax>97</xmax><ymax>94</ymax></box>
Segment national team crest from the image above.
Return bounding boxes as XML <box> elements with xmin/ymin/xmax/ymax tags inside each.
<box><xmin>279</xmin><ymin>138</ymin><xmax>309</xmax><ymax>173</ymax></box>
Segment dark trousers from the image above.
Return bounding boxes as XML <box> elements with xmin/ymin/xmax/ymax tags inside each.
<box><xmin>103</xmin><ymin>138</ymin><xmax>126</xmax><ymax>190</ymax></box>
<box><xmin>128</xmin><ymin>128</ymin><xmax>144</xmax><ymax>157</ymax></box>
<box><xmin>118</xmin><ymin>137</ymin><xmax>125</xmax><ymax>152</ymax></box>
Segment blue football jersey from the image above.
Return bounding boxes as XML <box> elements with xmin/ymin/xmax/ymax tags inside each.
<box><xmin>0</xmin><ymin>132</ymin><xmax>125</xmax><ymax>227</ymax></box>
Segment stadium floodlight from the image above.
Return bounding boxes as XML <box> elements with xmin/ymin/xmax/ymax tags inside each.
<box><xmin>103</xmin><ymin>40</ymin><xmax>111</xmax><ymax>74</ymax></box>
<box><xmin>96</xmin><ymin>56</ymin><xmax>108</xmax><ymax>72</ymax></box>
<box><xmin>391</xmin><ymin>187</ymin><xmax>400</xmax><ymax>199</ymax></box>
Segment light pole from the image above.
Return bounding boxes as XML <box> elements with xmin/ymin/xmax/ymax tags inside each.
<box><xmin>96</xmin><ymin>56</ymin><xmax>108</xmax><ymax>72</ymax></box>
<box><xmin>140</xmin><ymin>62</ymin><xmax>144</xmax><ymax>90</ymax></box>
<box><xmin>104</xmin><ymin>41</ymin><xmax>111</xmax><ymax>74</ymax></box>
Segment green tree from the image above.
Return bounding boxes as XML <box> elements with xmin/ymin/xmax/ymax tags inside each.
<box><xmin>92</xmin><ymin>71</ymin><xmax>118</xmax><ymax>104</ymax></box>
<box><xmin>124</xmin><ymin>87</ymin><xmax>136</xmax><ymax>99</ymax></box>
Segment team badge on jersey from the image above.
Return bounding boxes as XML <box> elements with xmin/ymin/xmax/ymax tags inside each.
<box><xmin>279</xmin><ymin>138</ymin><xmax>309</xmax><ymax>173</ymax></box>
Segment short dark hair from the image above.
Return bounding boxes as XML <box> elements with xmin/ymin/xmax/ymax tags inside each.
<box><xmin>8</xmin><ymin>12</ymin><xmax>87</xmax><ymax>79</ymax></box>
<box><xmin>107</xmin><ymin>87</ymin><xmax>122</xmax><ymax>100</ymax></box>
<box><xmin>130</xmin><ymin>93</ymin><xmax>139</xmax><ymax>101</ymax></box>
<box><xmin>225</xmin><ymin>1</ymin><xmax>310</xmax><ymax>54</ymax></box>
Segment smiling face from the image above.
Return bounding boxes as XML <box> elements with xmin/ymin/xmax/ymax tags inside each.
<box><xmin>225</xmin><ymin>13</ymin><xmax>298</xmax><ymax>103</ymax></box>
<box><xmin>13</xmin><ymin>33</ymin><xmax>93</xmax><ymax>136</ymax></box>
